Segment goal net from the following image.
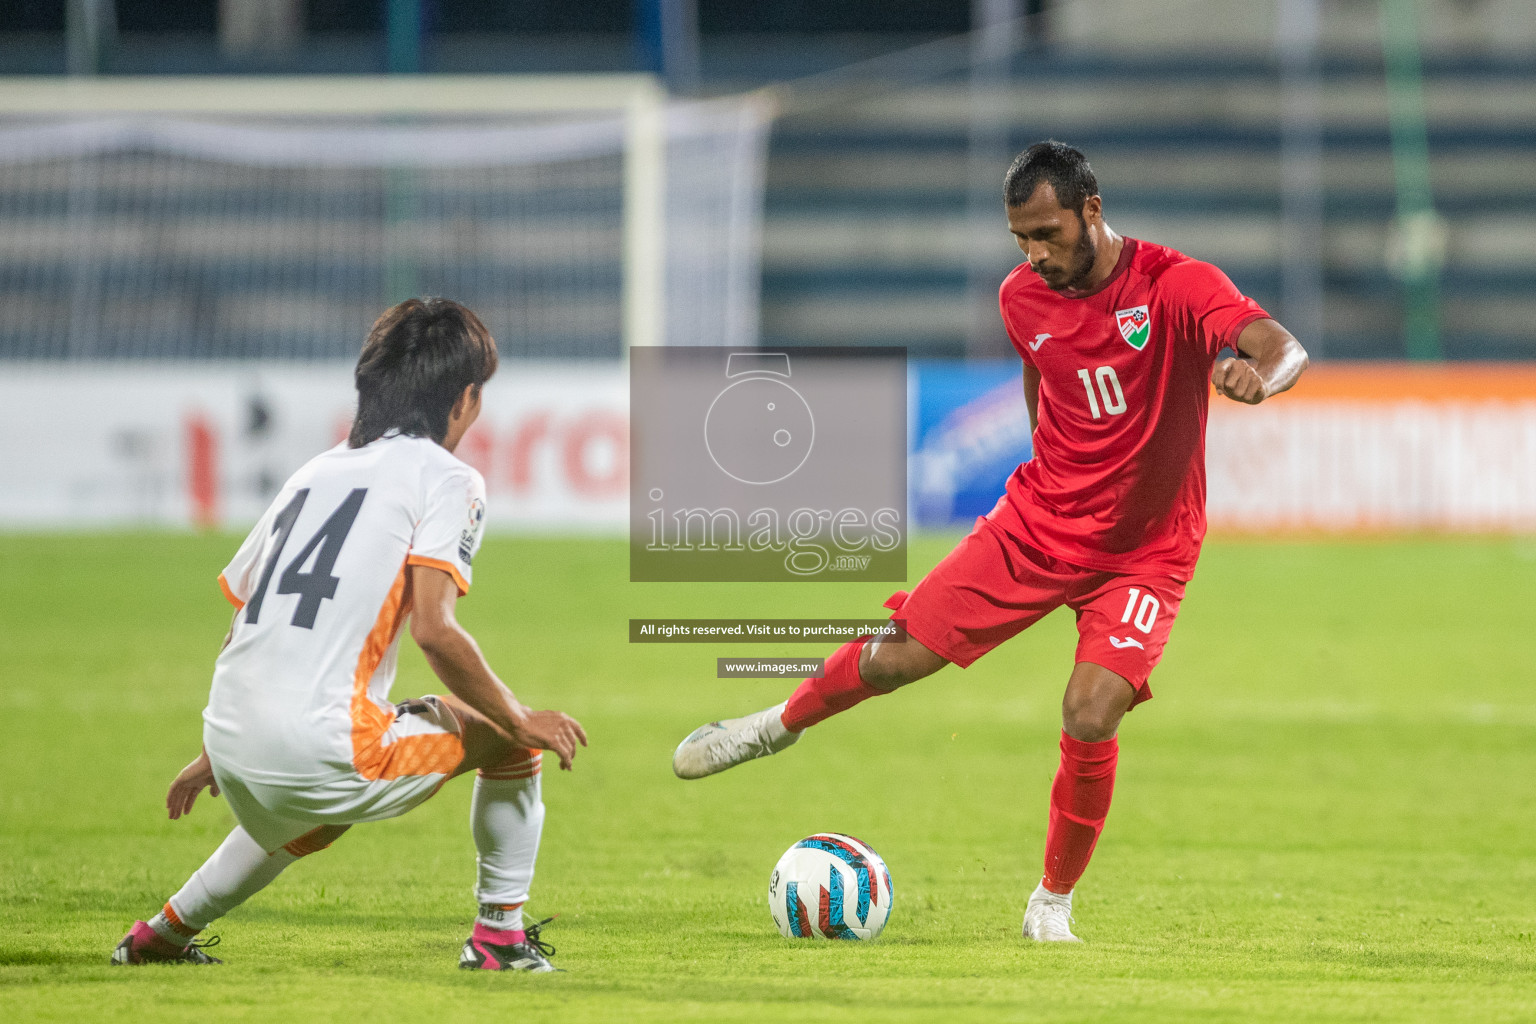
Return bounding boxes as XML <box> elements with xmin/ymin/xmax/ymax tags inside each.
<box><xmin>0</xmin><ymin>76</ymin><xmax>769</xmax><ymax>361</ymax></box>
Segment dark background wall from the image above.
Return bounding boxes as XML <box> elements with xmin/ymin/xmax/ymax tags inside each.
<box><xmin>1</xmin><ymin>1</ymin><xmax>973</xmax><ymax>35</ymax></box>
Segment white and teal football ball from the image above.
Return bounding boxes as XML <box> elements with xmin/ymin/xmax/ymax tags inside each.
<box><xmin>768</xmin><ymin>833</ymin><xmax>893</xmax><ymax>940</ymax></box>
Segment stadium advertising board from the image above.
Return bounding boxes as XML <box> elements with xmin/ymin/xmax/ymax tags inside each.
<box><xmin>0</xmin><ymin>364</ymin><xmax>625</xmax><ymax>531</ymax></box>
<box><xmin>2</xmin><ymin>361</ymin><xmax>1534</xmax><ymax>534</ymax></box>
<box><xmin>1204</xmin><ymin>364</ymin><xmax>1536</xmax><ymax>531</ymax></box>
<box><xmin>910</xmin><ymin>362</ymin><xmax>1536</xmax><ymax>533</ymax></box>
<box><xmin>910</xmin><ymin>360</ymin><xmax>1035</xmax><ymax>526</ymax></box>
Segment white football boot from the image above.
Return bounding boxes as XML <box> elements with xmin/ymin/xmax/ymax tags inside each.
<box><xmin>1022</xmin><ymin>883</ymin><xmax>1082</xmax><ymax>942</ymax></box>
<box><xmin>672</xmin><ymin>701</ymin><xmax>801</xmax><ymax>779</ymax></box>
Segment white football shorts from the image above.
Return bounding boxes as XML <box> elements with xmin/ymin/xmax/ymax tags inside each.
<box><xmin>209</xmin><ymin>695</ymin><xmax>465</xmax><ymax>853</ymax></box>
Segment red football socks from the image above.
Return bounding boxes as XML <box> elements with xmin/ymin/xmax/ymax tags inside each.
<box><xmin>1042</xmin><ymin>731</ymin><xmax>1119</xmax><ymax>894</ymax></box>
<box><xmin>780</xmin><ymin>638</ymin><xmax>889</xmax><ymax>732</ymax></box>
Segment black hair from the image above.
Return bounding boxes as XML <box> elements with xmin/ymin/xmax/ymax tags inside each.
<box><xmin>1003</xmin><ymin>140</ymin><xmax>1099</xmax><ymax>211</ymax></box>
<box><xmin>347</xmin><ymin>297</ymin><xmax>499</xmax><ymax>448</ymax></box>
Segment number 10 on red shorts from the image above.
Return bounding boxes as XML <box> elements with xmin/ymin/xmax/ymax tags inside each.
<box><xmin>886</xmin><ymin>516</ymin><xmax>1186</xmax><ymax>707</ymax></box>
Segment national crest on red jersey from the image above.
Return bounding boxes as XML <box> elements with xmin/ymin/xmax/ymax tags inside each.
<box><xmin>1115</xmin><ymin>305</ymin><xmax>1151</xmax><ymax>350</ymax></box>
<box><xmin>997</xmin><ymin>238</ymin><xmax>1271</xmax><ymax>581</ymax></box>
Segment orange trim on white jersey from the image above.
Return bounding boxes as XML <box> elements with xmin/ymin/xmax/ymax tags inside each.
<box><xmin>217</xmin><ymin>573</ymin><xmax>245</xmax><ymax>610</ymax></box>
<box><xmin>405</xmin><ymin>553</ymin><xmax>470</xmax><ymax>596</ymax></box>
<box><xmin>349</xmin><ymin>561</ymin><xmax>464</xmax><ymax>781</ymax></box>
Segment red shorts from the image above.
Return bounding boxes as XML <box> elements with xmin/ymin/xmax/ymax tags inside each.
<box><xmin>887</xmin><ymin>507</ymin><xmax>1186</xmax><ymax>705</ymax></box>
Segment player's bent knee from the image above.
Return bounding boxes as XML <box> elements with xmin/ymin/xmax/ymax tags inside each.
<box><xmin>1061</xmin><ymin>705</ymin><xmax>1120</xmax><ymax>743</ymax></box>
<box><xmin>478</xmin><ymin>746</ymin><xmax>542</xmax><ymax>781</ymax></box>
<box><xmin>1062</xmin><ymin>664</ymin><xmax>1137</xmax><ymax>742</ymax></box>
<box><xmin>861</xmin><ymin>636</ymin><xmax>947</xmax><ymax>690</ymax></box>
<box><xmin>431</xmin><ymin>693</ymin><xmax>520</xmax><ymax>777</ymax></box>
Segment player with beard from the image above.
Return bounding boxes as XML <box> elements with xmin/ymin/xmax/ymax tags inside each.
<box><xmin>671</xmin><ymin>141</ymin><xmax>1309</xmax><ymax>942</ymax></box>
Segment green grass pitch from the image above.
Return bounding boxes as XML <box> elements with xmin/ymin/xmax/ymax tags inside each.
<box><xmin>2</xmin><ymin>532</ymin><xmax>1535</xmax><ymax>1022</ymax></box>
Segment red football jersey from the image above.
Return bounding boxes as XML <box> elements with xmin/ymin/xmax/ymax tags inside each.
<box><xmin>997</xmin><ymin>237</ymin><xmax>1268</xmax><ymax>581</ymax></box>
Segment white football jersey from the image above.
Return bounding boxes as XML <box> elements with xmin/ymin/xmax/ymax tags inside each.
<box><xmin>204</xmin><ymin>433</ymin><xmax>486</xmax><ymax>787</ymax></box>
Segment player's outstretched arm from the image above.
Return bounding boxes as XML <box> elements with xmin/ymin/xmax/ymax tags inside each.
<box><xmin>1211</xmin><ymin>318</ymin><xmax>1309</xmax><ymax>405</ymax></box>
<box><xmin>409</xmin><ymin>565</ymin><xmax>587</xmax><ymax>769</ymax></box>
<box><xmin>166</xmin><ymin>747</ymin><xmax>220</xmax><ymax>820</ymax></box>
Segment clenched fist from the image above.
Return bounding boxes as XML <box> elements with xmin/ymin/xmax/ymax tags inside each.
<box><xmin>1211</xmin><ymin>356</ymin><xmax>1270</xmax><ymax>404</ymax></box>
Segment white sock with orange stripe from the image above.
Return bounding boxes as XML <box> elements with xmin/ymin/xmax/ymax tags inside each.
<box><xmin>472</xmin><ymin>752</ymin><xmax>544</xmax><ymax>933</ymax></box>
<box><xmin>156</xmin><ymin>826</ymin><xmax>298</xmax><ymax>938</ymax></box>
<box><xmin>146</xmin><ymin>902</ymin><xmax>200</xmax><ymax>947</ymax></box>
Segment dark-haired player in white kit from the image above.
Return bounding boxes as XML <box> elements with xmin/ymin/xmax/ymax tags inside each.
<box><xmin>112</xmin><ymin>299</ymin><xmax>586</xmax><ymax>971</ymax></box>
<box><xmin>674</xmin><ymin>142</ymin><xmax>1309</xmax><ymax>942</ymax></box>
